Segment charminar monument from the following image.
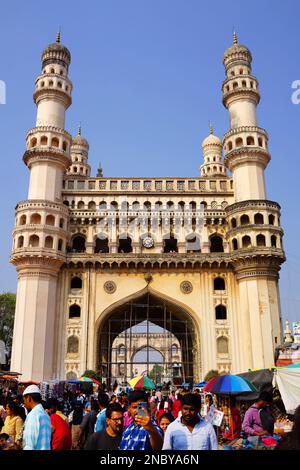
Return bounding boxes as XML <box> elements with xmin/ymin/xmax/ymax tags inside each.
<box><xmin>10</xmin><ymin>32</ymin><xmax>285</xmax><ymax>384</ymax></box>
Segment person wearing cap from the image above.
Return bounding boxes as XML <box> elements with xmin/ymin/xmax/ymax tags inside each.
<box><xmin>242</xmin><ymin>391</ymin><xmax>275</xmax><ymax>437</ymax></box>
<box><xmin>22</xmin><ymin>385</ymin><xmax>51</xmax><ymax>450</ymax></box>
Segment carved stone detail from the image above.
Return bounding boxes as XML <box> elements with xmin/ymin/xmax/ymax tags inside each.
<box><xmin>180</xmin><ymin>281</ymin><xmax>193</xmax><ymax>294</ymax></box>
<box><xmin>104</xmin><ymin>281</ymin><xmax>117</xmax><ymax>294</ymax></box>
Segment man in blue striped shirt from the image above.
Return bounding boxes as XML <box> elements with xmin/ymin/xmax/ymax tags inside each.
<box><xmin>22</xmin><ymin>385</ymin><xmax>52</xmax><ymax>450</ymax></box>
<box><xmin>120</xmin><ymin>390</ymin><xmax>163</xmax><ymax>450</ymax></box>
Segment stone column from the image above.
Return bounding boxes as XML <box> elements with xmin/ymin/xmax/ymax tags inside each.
<box><xmin>11</xmin><ymin>263</ymin><xmax>61</xmax><ymax>382</ymax></box>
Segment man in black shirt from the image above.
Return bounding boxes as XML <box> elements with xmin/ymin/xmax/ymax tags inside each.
<box><xmin>85</xmin><ymin>403</ymin><xmax>123</xmax><ymax>450</ymax></box>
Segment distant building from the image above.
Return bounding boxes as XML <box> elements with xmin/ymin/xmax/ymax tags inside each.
<box><xmin>275</xmin><ymin>320</ymin><xmax>300</xmax><ymax>366</ymax></box>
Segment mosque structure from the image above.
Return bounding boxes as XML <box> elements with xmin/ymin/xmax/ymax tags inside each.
<box><xmin>10</xmin><ymin>33</ymin><xmax>285</xmax><ymax>384</ymax></box>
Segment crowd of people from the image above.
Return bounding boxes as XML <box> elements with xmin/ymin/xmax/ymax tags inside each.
<box><xmin>0</xmin><ymin>383</ymin><xmax>299</xmax><ymax>451</ymax></box>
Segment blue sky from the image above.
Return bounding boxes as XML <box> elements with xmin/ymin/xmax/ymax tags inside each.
<box><xmin>0</xmin><ymin>0</ymin><xmax>299</xmax><ymax>324</ymax></box>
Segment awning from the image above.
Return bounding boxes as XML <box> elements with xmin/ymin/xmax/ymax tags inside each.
<box><xmin>273</xmin><ymin>363</ymin><xmax>300</xmax><ymax>414</ymax></box>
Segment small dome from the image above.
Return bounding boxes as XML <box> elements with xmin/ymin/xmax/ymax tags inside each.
<box><xmin>42</xmin><ymin>33</ymin><xmax>71</xmax><ymax>67</ymax></box>
<box><xmin>223</xmin><ymin>33</ymin><xmax>252</xmax><ymax>65</ymax></box>
<box><xmin>202</xmin><ymin>131</ymin><xmax>222</xmax><ymax>148</ymax></box>
<box><xmin>71</xmin><ymin>126</ymin><xmax>89</xmax><ymax>148</ymax></box>
<box><xmin>223</xmin><ymin>43</ymin><xmax>251</xmax><ymax>61</ymax></box>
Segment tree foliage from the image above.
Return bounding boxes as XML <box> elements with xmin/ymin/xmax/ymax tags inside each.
<box><xmin>82</xmin><ymin>369</ymin><xmax>102</xmax><ymax>382</ymax></box>
<box><xmin>0</xmin><ymin>292</ymin><xmax>16</xmax><ymax>363</ymax></box>
<box><xmin>149</xmin><ymin>364</ymin><xmax>164</xmax><ymax>381</ymax></box>
<box><xmin>204</xmin><ymin>369</ymin><xmax>220</xmax><ymax>382</ymax></box>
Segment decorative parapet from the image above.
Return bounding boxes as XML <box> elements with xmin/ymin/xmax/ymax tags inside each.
<box><xmin>26</xmin><ymin>125</ymin><xmax>72</xmax><ymax>141</ymax></box>
<box><xmin>225</xmin><ymin>199</ymin><xmax>281</xmax><ymax>215</ymax></box>
<box><xmin>62</xmin><ymin>177</ymin><xmax>234</xmax><ymax>194</ymax></box>
<box><xmin>222</xmin><ymin>126</ymin><xmax>268</xmax><ymax>142</ymax></box>
<box><xmin>15</xmin><ymin>199</ymin><xmax>70</xmax><ymax>216</ymax></box>
<box><xmin>227</xmin><ymin>224</ymin><xmax>284</xmax><ymax>238</ymax></box>
<box><xmin>63</xmin><ymin>248</ymin><xmax>285</xmax><ymax>271</ymax></box>
<box><xmin>224</xmin><ymin>147</ymin><xmax>270</xmax><ymax>171</ymax></box>
<box><xmin>23</xmin><ymin>147</ymin><xmax>71</xmax><ymax>170</ymax></box>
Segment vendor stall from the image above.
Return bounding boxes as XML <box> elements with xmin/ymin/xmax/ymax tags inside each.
<box><xmin>273</xmin><ymin>362</ymin><xmax>300</xmax><ymax>414</ymax></box>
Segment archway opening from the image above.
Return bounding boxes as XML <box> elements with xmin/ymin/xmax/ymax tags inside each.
<box><xmin>163</xmin><ymin>236</ymin><xmax>178</xmax><ymax>253</ymax></box>
<box><xmin>97</xmin><ymin>293</ymin><xmax>196</xmax><ymax>388</ymax></box>
<box><xmin>118</xmin><ymin>237</ymin><xmax>132</xmax><ymax>253</ymax></box>
<box><xmin>131</xmin><ymin>346</ymin><xmax>165</xmax><ymax>382</ymax></box>
<box><xmin>95</xmin><ymin>237</ymin><xmax>109</xmax><ymax>253</ymax></box>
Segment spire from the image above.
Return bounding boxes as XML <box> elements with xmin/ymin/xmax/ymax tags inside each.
<box><xmin>233</xmin><ymin>30</ymin><xmax>238</xmax><ymax>45</ymax></box>
<box><xmin>56</xmin><ymin>29</ymin><xmax>61</xmax><ymax>44</ymax></box>
<box><xmin>97</xmin><ymin>162</ymin><xmax>103</xmax><ymax>177</ymax></box>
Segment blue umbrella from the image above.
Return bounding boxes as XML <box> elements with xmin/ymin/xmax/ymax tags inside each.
<box><xmin>203</xmin><ymin>374</ymin><xmax>257</xmax><ymax>395</ymax></box>
<box><xmin>66</xmin><ymin>378</ymin><xmax>81</xmax><ymax>384</ymax></box>
<box><xmin>194</xmin><ymin>381</ymin><xmax>207</xmax><ymax>388</ymax></box>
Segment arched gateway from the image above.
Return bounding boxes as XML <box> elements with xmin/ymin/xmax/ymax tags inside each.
<box><xmin>96</xmin><ymin>292</ymin><xmax>197</xmax><ymax>387</ymax></box>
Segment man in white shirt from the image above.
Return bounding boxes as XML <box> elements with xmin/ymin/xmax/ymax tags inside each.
<box><xmin>162</xmin><ymin>393</ymin><xmax>218</xmax><ymax>450</ymax></box>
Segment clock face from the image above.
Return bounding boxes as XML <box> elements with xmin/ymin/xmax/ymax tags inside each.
<box><xmin>143</xmin><ymin>236</ymin><xmax>154</xmax><ymax>248</ymax></box>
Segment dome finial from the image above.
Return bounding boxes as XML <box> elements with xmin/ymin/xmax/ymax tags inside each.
<box><xmin>209</xmin><ymin>121</ymin><xmax>213</xmax><ymax>135</ymax></box>
<box><xmin>97</xmin><ymin>161</ymin><xmax>103</xmax><ymax>177</ymax></box>
<box><xmin>77</xmin><ymin>123</ymin><xmax>81</xmax><ymax>136</ymax></box>
<box><xmin>233</xmin><ymin>30</ymin><xmax>238</xmax><ymax>45</ymax></box>
<box><xmin>56</xmin><ymin>28</ymin><xmax>61</xmax><ymax>44</ymax></box>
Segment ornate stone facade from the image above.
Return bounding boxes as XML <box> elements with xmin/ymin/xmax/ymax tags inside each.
<box><xmin>111</xmin><ymin>332</ymin><xmax>182</xmax><ymax>383</ymax></box>
<box><xmin>10</xmin><ymin>33</ymin><xmax>285</xmax><ymax>383</ymax></box>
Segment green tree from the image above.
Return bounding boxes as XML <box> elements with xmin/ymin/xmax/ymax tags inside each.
<box><xmin>82</xmin><ymin>369</ymin><xmax>102</xmax><ymax>383</ymax></box>
<box><xmin>0</xmin><ymin>292</ymin><xmax>16</xmax><ymax>365</ymax></box>
<box><xmin>204</xmin><ymin>369</ymin><xmax>220</xmax><ymax>382</ymax></box>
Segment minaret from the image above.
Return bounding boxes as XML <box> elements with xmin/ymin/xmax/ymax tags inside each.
<box><xmin>97</xmin><ymin>162</ymin><xmax>103</xmax><ymax>177</ymax></box>
<box><xmin>222</xmin><ymin>32</ymin><xmax>270</xmax><ymax>202</ymax></box>
<box><xmin>67</xmin><ymin>126</ymin><xmax>91</xmax><ymax>177</ymax></box>
<box><xmin>222</xmin><ymin>34</ymin><xmax>285</xmax><ymax>370</ymax></box>
<box><xmin>10</xmin><ymin>34</ymin><xmax>73</xmax><ymax>381</ymax></box>
<box><xmin>200</xmin><ymin>125</ymin><xmax>227</xmax><ymax>177</ymax></box>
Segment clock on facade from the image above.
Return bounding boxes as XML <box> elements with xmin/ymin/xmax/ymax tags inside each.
<box><xmin>142</xmin><ymin>236</ymin><xmax>154</xmax><ymax>248</ymax></box>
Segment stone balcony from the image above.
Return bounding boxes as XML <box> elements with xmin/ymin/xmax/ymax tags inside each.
<box><xmin>62</xmin><ymin>177</ymin><xmax>234</xmax><ymax>194</ymax></box>
<box><xmin>64</xmin><ymin>247</ymin><xmax>285</xmax><ymax>270</ymax></box>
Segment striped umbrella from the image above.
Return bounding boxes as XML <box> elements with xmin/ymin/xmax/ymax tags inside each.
<box><xmin>128</xmin><ymin>375</ymin><xmax>155</xmax><ymax>390</ymax></box>
<box><xmin>203</xmin><ymin>374</ymin><xmax>257</xmax><ymax>395</ymax></box>
<box><xmin>79</xmin><ymin>376</ymin><xmax>101</xmax><ymax>385</ymax></box>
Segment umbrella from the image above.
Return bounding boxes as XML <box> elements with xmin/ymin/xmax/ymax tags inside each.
<box><xmin>79</xmin><ymin>376</ymin><xmax>101</xmax><ymax>385</ymax></box>
<box><xmin>194</xmin><ymin>381</ymin><xmax>207</xmax><ymax>388</ymax></box>
<box><xmin>91</xmin><ymin>378</ymin><xmax>101</xmax><ymax>385</ymax></box>
<box><xmin>203</xmin><ymin>374</ymin><xmax>258</xmax><ymax>395</ymax></box>
<box><xmin>128</xmin><ymin>376</ymin><xmax>155</xmax><ymax>390</ymax></box>
<box><xmin>66</xmin><ymin>378</ymin><xmax>81</xmax><ymax>384</ymax></box>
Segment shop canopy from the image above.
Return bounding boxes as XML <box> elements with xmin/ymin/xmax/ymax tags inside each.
<box><xmin>273</xmin><ymin>362</ymin><xmax>300</xmax><ymax>414</ymax></box>
<box><xmin>235</xmin><ymin>369</ymin><xmax>274</xmax><ymax>401</ymax></box>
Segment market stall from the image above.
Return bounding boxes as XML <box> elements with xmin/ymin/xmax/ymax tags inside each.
<box><xmin>273</xmin><ymin>362</ymin><xmax>300</xmax><ymax>414</ymax></box>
